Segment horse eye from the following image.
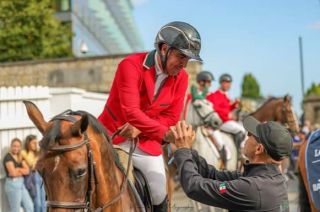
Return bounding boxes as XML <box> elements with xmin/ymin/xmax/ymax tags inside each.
<box><xmin>76</xmin><ymin>169</ymin><xmax>87</xmax><ymax>178</ymax></box>
<box><xmin>70</xmin><ymin>168</ymin><xmax>87</xmax><ymax>179</ymax></box>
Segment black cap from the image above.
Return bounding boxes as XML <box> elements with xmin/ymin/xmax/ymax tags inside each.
<box><xmin>196</xmin><ymin>71</ymin><xmax>214</xmax><ymax>82</ymax></box>
<box><xmin>243</xmin><ymin>116</ymin><xmax>293</xmax><ymax>161</ymax></box>
<box><xmin>219</xmin><ymin>73</ymin><xmax>232</xmax><ymax>83</ymax></box>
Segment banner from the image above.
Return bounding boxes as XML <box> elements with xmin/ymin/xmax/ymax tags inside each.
<box><xmin>305</xmin><ymin>129</ymin><xmax>320</xmax><ymax>210</ymax></box>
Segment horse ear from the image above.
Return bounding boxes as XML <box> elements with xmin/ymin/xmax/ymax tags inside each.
<box><xmin>71</xmin><ymin>114</ymin><xmax>89</xmax><ymax>137</ymax></box>
<box><xmin>23</xmin><ymin>100</ymin><xmax>49</xmax><ymax>135</ymax></box>
<box><xmin>284</xmin><ymin>94</ymin><xmax>291</xmax><ymax>103</ymax></box>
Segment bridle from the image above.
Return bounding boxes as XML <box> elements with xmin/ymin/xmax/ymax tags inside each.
<box><xmin>281</xmin><ymin>101</ymin><xmax>298</xmax><ymax>136</ymax></box>
<box><xmin>44</xmin><ymin>111</ymin><xmax>136</xmax><ymax>211</ymax></box>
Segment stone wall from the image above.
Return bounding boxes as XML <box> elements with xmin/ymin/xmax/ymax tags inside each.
<box><xmin>303</xmin><ymin>95</ymin><xmax>320</xmax><ymax>125</ymax></box>
<box><xmin>0</xmin><ymin>54</ymin><xmax>202</xmax><ymax>93</ymax></box>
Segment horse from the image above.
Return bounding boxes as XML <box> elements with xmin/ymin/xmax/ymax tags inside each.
<box><xmin>298</xmin><ymin>140</ymin><xmax>317</xmax><ymax>211</ymax></box>
<box><xmin>297</xmin><ymin>129</ymin><xmax>320</xmax><ymax>212</ymax></box>
<box><xmin>185</xmin><ymin>98</ymin><xmax>241</xmax><ymax>171</ymax></box>
<box><xmin>248</xmin><ymin>95</ymin><xmax>299</xmax><ymax>135</ymax></box>
<box><xmin>23</xmin><ymin>101</ymin><xmax>143</xmax><ymax>212</ymax></box>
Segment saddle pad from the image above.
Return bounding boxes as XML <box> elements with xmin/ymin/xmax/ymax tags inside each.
<box><xmin>113</xmin><ymin>146</ymin><xmax>134</xmax><ymax>183</ymax></box>
<box><xmin>305</xmin><ymin>129</ymin><xmax>320</xmax><ymax>210</ymax></box>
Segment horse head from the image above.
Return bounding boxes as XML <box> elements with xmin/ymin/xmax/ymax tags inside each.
<box><xmin>23</xmin><ymin>101</ymin><xmax>137</xmax><ymax>211</ymax></box>
<box><xmin>279</xmin><ymin>95</ymin><xmax>300</xmax><ymax>135</ymax></box>
<box><xmin>185</xmin><ymin>99</ymin><xmax>222</xmax><ymax>129</ymax></box>
<box><xmin>250</xmin><ymin>95</ymin><xmax>300</xmax><ymax>136</ymax></box>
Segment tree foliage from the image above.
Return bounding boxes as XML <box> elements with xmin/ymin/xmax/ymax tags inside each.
<box><xmin>0</xmin><ymin>0</ymin><xmax>72</xmax><ymax>62</ymax></box>
<box><xmin>305</xmin><ymin>82</ymin><xmax>320</xmax><ymax>97</ymax></box>
<box><xmin>241</xmin><ymin>73</ymin><xmax>261</xmax><ymax>99</ymax></box>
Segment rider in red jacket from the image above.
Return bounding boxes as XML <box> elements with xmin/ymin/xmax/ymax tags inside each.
<box><xmin>207</xmin><ymin>74</ymin><xmax>246</xmax><ymax>149</ymax></box>
<box><xmin>207</xmin><ymin>86</ymin><xmax>239</xmax><ymax>122</ymax></box>
<box><xmin>98</xmin><ymin>21</ymin><xmax>202</xmax><ymax>211</ymax></box>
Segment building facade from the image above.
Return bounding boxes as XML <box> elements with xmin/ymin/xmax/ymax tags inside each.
<box><xmin>54</xmin><ymin>0</ymin><xmax>144</xmax><ymax>57</ymax></box>
<box><xmin>303</xmin><ymin>95</ymin><xmax>320</xmax><ymax>125</ymax></box>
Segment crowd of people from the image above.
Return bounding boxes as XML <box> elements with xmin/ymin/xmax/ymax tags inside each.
<box><xmin>2</xmin><ymin>135</ymin><xmax>45</xmax><ymax>212</ymax></box>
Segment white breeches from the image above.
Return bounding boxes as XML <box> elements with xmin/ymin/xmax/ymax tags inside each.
<box><xmin>118</xmin><ymin>140</ymin><xmax>167</xmax><ymax>205</ymax></box>
<box><xmin>220</xmin><ymin>120</ymin><xmax>245</xmax><ymax>134</ymax></box>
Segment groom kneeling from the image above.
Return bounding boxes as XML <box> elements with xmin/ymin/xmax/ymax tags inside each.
<box><xmin>169</xmin><ymin>117</ymin><xmax>292</xmax><ymax>212</ymax></box>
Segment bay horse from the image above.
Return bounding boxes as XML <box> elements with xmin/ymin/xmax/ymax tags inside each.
<box><xmin>23</xmin><ymin>101</ymin><xmax>142</xmax><ymax>212</ymax></box>
<box><xmin>249</xmin><ymin>95</ymin><xmax>299</xmax><ymax>135</ymax></box>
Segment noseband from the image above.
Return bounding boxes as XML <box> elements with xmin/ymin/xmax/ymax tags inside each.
<box><xmin>44</xmin><ymin>110</ymin><xmax>136</xmax><ymax>211</ymax></box>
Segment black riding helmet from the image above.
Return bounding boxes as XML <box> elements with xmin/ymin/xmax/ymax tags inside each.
<box><xmin>196</xmin><ymin>71</ymin><xmax>214</xmax><ymax>82</ymax></box>
<box><xmin>219</xmin><ymin>73</ymin><xmax>232</xmax><ymax>83</ymax></box>
<box><xmin>155</xmin><ymin>21</ymin><xmax>202</xmax><ymax>71</ymax></box>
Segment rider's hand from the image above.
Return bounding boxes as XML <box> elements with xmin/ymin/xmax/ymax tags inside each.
<box><xmin>170</xmin><ymin>121</ymin><xmax>195</xmax><ymax>150</ymax></box>
<box><xmin>164</xmin><ymin>126</ymin><xmax>176</xmax><ymax>144</ymax></box>
<box><xmin>234</xmin><ymin>98</ymin><xmax>241</xmax><ymax>106</ymax></box>
<box><xmin>118</xmin><ymin>123</ymin><xmax>141</xmax><ymax>139</ymax></box>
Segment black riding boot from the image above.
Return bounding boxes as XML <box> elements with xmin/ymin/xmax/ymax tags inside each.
<box><xmin>234</xmin><ymin>131</ymin><xmax>245</xmax><ymax>149</ymax></box>
<box><xmin>153</xmin><ymin>196</ymin><xmax>168</xmax><ymax>212</ymax></box>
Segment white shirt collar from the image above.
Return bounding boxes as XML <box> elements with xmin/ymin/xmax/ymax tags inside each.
<box><xmin>155</xmin><ymin>52</ymin><xmax>166</xmax><ymax>76</ymax></box>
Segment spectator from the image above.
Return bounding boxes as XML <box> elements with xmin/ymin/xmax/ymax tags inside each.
<box><xmin>21</xmin><ymin>135</ymin><xmax>46</xmax><ymax>212</ymax></box>
<box><xmin>3</xmin><ymin>138</ymin><xmax>34</xmax><ymax>212</ymax></box>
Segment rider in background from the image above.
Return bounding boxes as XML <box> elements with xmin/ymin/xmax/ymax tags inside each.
<box><xmin>185</xmin><ymin>71</ymin><xmax>230</xmax><ymax>161</ymax></box>
<box><xmin>98</xmin><ymin>21</ymin><xmax>202</xmax><ymax>211</ymax></box>
<box><xmin>207</xmin><ymin>73</ymin><xmax>246</xmax><ymax>149</ymax></box>
<box><xmin>190</xmin><ymin>71</ymin><xmax>213</xmax><ymax>101</ymax></box>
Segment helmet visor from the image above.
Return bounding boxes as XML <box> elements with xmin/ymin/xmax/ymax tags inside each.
<box><xmin>179</xmin><ymin>48</ymin><xmax>202</xmax><ymax>61</ymax></box>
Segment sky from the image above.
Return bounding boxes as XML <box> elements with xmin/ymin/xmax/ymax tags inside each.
<box><xmin>131</xmin><ymin>0</ymin><xmax>320</xmax><ymax>117</ymax></box>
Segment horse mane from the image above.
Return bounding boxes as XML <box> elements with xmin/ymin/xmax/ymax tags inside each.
<box><xmin>40</xmin><ymin>110</ymin><xmax>125</xmax><ymax>173</ymax></box>
<box><xmin>250</xmin><ymin>96</ymin><xmax>280</xmax><ymax>115</ymax></box>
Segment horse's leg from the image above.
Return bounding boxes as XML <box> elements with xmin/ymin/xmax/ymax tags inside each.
<box><xmin>162</xmin><ymin>144</ymin><xmax>177</xmax><ymax>212</ymax></box>
<box><xmin>166</xmin><ymin>166</ymin><xmax>174</xmax><ymax>212</ymax></box>
<box><xmin>205</xmin><ymin>132</ymin><xmax>225</xmax><ymax>170</ymax></box>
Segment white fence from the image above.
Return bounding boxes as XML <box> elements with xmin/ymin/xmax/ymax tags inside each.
<box><xmin>0</xmin><ymin>86</ymin><xmax>108</xmax><ymax>212</ymax></box>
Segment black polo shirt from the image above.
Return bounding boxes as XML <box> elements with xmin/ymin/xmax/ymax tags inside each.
<box><xmin>174</xmin><ymin>148</ymin><xmax>289</xmax><ymax>212</ymax></box>
<box><xmin>3</xmin><ymin>153</ymin><xmax>22</xmax><ymax>177</ymax></box>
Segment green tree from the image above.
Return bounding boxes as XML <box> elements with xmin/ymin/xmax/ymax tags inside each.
<box><xmin>305</xmin><ymin>82</ymin><xmax>320</xmax><ymax>97</ymax></box>
<box><xmin>0</xmin><ymin>0</ymin><xmax>72</xmax><ymax>62</ymax></box>
<box><xmin>241</xmin><ymin>73</ymin><xmax>261</xmax><ymax>99</ymax></box>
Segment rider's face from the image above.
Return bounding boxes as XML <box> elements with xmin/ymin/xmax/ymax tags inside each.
<box><xmin>220</xmin><ymin>81</ymin><xmax>231</xmax><ymax>91</ymax></box>
<box><xmin>198</xmin><ymin>80</ymin><xmax>212</xmax><ymax>88</ymax></box>
<box><xmin>160</xmin><ymin>44</ymin><xmax>190</xmax><ymax>76</ymax></box>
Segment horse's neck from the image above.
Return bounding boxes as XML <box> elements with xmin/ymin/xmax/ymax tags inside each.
<box><xmin>94</xmin><ymin>133</ymin><xmax>123</xmax><ymax>206</ymax></box>
<box><xmin>251</xmin><ymin>99</ymin><xmax>279</xmax><ymax>122</ymax></box>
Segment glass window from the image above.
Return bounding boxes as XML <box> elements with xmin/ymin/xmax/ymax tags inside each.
<box><xmin>54</xmin><ymin>0</ymin><xmax>71</xmax><ymax>12</ymax></box>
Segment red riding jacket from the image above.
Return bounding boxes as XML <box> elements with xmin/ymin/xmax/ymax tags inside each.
<box><xmin>206</xmin><ymin>89</ymin><xmax>238</xmax><ymax>122</ymax></box>
<box><xmin>98</xmin><ymin>50</ymin><xmax>188</xmax><ymax>156</ymax></box>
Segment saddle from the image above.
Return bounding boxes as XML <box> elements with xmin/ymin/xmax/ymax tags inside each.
<box><xmin>220</xmin><ymin>129</ymin><xmax>244</xmax><ymax>150</ymax></box>
<box><xmin>133</xmin><ymin>167</ymin><xmax>153</xmax><ymax>211</ymax></box>
<box><xmin>114</xmin><ymin>145</ymin><xmax>153</xmax><ymax>212</ymax></box>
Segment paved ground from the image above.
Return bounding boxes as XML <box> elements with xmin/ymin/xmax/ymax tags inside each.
<box><xmin>171</xmin><ymin>178</ymin><xmax>299</xmax><ymax>212</ymax></box>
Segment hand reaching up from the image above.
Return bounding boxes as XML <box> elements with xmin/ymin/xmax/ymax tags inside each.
<box><xmin>168</xmin><ymin>121</ymin><xmax>195</xmax><ymax>150</ymax></box>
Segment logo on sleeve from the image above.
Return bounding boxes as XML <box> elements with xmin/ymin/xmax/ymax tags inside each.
<box><xmin>219</xmin><ymin>182</ymin><xmax>227</xmax><ymax>194</ymax></box>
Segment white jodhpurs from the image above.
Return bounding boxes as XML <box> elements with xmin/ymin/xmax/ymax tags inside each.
<box><xmin>220</xmin><ymin>120</ymin><xmax>245</xmax><ymax>134</ymax></box>
<box><xmin>118</xmin><ymin>140</ymin><xmax>167</xmax><ymax>205</ymax></box>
